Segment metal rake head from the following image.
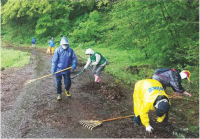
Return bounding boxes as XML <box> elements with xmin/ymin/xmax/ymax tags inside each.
<box><xmin>79</xmin><ymin>120</ymin><xmax>102</xmax><ymax>130</ymax></box>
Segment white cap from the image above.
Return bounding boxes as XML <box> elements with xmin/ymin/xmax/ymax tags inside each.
<box><xmin>180</xmin><ymin>72</ymin><xmax>187</xmax><ymax>79</ymax></box>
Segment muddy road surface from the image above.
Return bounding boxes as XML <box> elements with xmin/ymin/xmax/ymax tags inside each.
<box><xmin>1</xmin><ymin>46</ymin><xmax>198</xmax><ymax>138</ymax></box>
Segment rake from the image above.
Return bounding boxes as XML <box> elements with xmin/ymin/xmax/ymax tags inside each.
<box><xmin>24</xmin><ymin>67</ymin><xmax>72</xmax><ymax>85</ymax></box>
<box><xmin>79</xmin><ymin>114</ymin><xmax>134</xmax><ymax>130</ymax></box>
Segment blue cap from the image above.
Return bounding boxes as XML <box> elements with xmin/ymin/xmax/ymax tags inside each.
<box><xmin>156</xmin><ymin>101</ymin><xmax>170</xmax><ymax>117</ymax></box>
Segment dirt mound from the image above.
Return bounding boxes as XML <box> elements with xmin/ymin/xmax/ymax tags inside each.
<box><xmin>80</xmin><ymin>82</ymin><xmax>124</xmax><ymax>101</ymax></box>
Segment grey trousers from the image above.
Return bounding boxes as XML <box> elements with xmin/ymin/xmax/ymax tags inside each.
<box><xmin>92</xmin><ymin>65</ymin><xmax>105</xmax><ymax>75</ymax></box>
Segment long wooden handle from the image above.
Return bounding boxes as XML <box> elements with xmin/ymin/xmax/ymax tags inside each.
<box><xmin>102</xmin><ymin>115</ymin><xmax>134</xmax><ymax>122</ymax></box>
<box><xmin>31</xmin><ymin>67</ymin><xmax>72</xmax><ymax>82</ymax></box>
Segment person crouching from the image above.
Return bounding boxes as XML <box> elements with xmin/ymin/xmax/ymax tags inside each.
<box><xmin>83</xmin><ymin>48</ymin><xmax>108</xmax><ymax>82</ymax></box>
<box><xmin>133</xmin><ymin>79</ymin><xmax>170</xmax><ymax>133</ymax></box>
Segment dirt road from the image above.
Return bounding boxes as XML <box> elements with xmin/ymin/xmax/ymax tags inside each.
<box><xmin>1</xmin><ymin>46</ymin><xmax>198</xmax><ymax>138</ymax></box>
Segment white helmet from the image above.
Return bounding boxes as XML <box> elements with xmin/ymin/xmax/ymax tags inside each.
<box><xmin>85</xmin><ymin>48</ymin><xmax>94</xmax><ymax>55</ymax></box>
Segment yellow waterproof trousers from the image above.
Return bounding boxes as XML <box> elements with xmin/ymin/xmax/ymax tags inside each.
<box><xmin>49</xmin><ymin>47</ymin><xmax>54</xmax><ymax>54</ymax></box>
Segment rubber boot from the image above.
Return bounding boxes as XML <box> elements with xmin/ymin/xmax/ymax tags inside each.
<box><xmin>97</xmin><ymin>76</ymin><xmax>101</xmax><ymax>82</ymax></box>
<box><xmin>95</xmin><ymin>75</ymin><xmax>101</xmax><ymax>82</ymax></box>
<box><xmin>94</xmin><ymin>74</ymin><xmax>98</xmax><ymax>82</ymax></box>
<box><xmin>65</xmin><ymin>90</ymin><xmax>71</xmax><ymax>98</ymax></box>
<box><xmin>52</xmin><ymin>47</ymin><xmax>54</xmax><ymax>54</ymax></box>
<box><xmin>57</xmin><ymin>94</ymin><xmax>62</xmax><ymax>101</ymax></box>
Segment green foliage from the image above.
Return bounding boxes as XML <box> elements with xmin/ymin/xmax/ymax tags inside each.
<box><xmin>1</xmin><ymin>0</ymin><xmax>51</xmax><ymax>25</ymax></box>
<box><xmin>35</xmin><ymin>1</ymin><xmax>72</xmax><ymax>38</ymax></box>
<box><xmin>189</xmin><ymin>125</ymin><xmax>199</xmax><ymax>132</ymax></box>
<box><xmin>1</xmin><ymin>0</ymin><xmax>199</xmax><ymax>93</ymax></box>
<box><xmin>1</xmin><ymin>48</ymin><xmax>30</xmax><ymax>69</ymax></box>
<box><xmin>70</xmin><ymin>10</ymin><xmax>101</xmax><ymax>43</ymax></box>
<box><xmin>1</xmin><ymin>23</ymin><xmax>35</xmax><ymax>45</ymax></box>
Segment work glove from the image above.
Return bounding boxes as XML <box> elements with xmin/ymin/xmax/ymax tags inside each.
<box><xmin>183</xmin><ymin>91</ymin><xmax>192</xmax><ymax>97</ymax></box>
<box><xmin>146</xmin><ymin>125</ymin><xmax>153</xmax><ymax>133</ymax></box>
<box><xmin>175</xmin><ymin>91</ymin><xmax>192</xmax><ymax>97</ymax></box>
<box><xmin>92</xmin><ymin>62</ymin><xmax>98</xmax><ymax>66</ymax></box>
<box><xmin>72</xmin><ymin>63</ymin><xmax>76</xmax><ymax>71</ymax></box>
<box><xmin>52</xmin><ymin>70</ymin><xmax>55</xmax><ymax>75</ymax></box>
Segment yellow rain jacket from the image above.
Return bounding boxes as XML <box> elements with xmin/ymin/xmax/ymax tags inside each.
<box><xmin>133</xmin><ymin>79</ymin><xmax>170</xmax><ymax>127</ymax></box>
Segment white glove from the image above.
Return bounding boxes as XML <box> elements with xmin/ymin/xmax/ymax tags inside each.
<box><xmin>146</xmin><ymin>125</ymin><xmax>153</xmax><ymax>133</ymax></box>
<box><xmin>92</xmin><ymin>62</ymin><xmax>98</xmax><ymax>66</ymax></box>
<box><xmin>84</xmin><ymin>65</ymin><xmax>88</xmax><ymax>69</ymax></box>
<box><xmin>183</xmin><ymin>91</ymin><xmax>192</xmax><ymax>97</ymax></box>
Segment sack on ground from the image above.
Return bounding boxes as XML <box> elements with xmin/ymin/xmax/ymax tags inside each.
<box><xmin>46</xmin><ymin>48</ymin><xmax>50</xmax><ymax>54</ymax></box>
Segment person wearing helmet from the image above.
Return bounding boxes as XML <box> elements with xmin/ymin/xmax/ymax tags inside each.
<box><xmin>48</xmin><ymin>37</ymin><xmax>55</xmax><ymax>54</ymax></box>
<box><xmin>32</xmin><ymin>37</ymin><xmax>36</xmax><ymax>49</ymax></box>
<box><xmin>52</xmin><ymin>37</ymin><xmax>77</xmax><ymax>100</ymax></box>
<box><xmin>152</xmin><ymin>69</ymin><xmax>192</xmax><ymax>97</ymax></box>
<box><xmin>133</xmin><ymin>79</ymin><xmax>170</xmax><ymax>133</ymax></box>
<box><xmin>84</xmin><ymin>48</ymin><xmax>108</xmax><ymax>82</ymax></box>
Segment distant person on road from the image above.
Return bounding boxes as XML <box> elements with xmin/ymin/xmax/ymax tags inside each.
<box><xmin>83</xmin><ymin>48</ymin><xmax>108</xmax><ymax>82</ymax></box>
<box><xmin>152</xmin><ymin>69</ymin><xmax>192</xmax><ymax>97</ymax></box>
<box><xmin>51</xmin><ymin>37</ymin><xmax>77</xmax><ymax>101</ymax></box>
<box><xmin>133</xmin><ymin>79</ymin><xmax>170</xmax><ymax>133</ymax></box>
<box><xmin>48</xmin><ymin>37</ymin><xmax>55</xmax><ymax>54</ymax></box>
<box><xmin>32</xmin><ymin>37</ymin><xmax>36</xmax><ymax>49</ymax></box>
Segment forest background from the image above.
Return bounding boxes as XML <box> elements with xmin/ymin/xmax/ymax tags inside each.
<box><xmin>1</xmin><ymin>0</ymin><xmax>199</xmax><ymax>98</ymax></box>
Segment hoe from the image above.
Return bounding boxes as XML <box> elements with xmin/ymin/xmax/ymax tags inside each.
<box><xmin>71</xmin><ymin>65</ymin><xmax>92</xmax><ymax>79</ymax></box>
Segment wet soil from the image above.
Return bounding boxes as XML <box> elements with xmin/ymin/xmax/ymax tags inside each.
<box><xmin>1</xmin><ymin>46</ymin><xmax>199</xmax><ymax>138</ymax></box>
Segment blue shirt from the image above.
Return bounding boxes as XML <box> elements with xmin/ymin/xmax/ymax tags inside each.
<box><xmin>48</xmin><ymin>40</ymin><xmax>55</xmax><ymax>47</ymax></box>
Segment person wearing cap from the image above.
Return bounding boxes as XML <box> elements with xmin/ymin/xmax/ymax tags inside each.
<box><xmin>32</xmin><ymin>37</ymin><xmax>36</xmax><ymax>48</ymax></box>
<box><xmin>48</xmin><ymin>37</ymin><xmax>55</xmax><ymax>54</ymax></box>
<box><xmin>133</xmin><ymin>79</ymin><xmax>170</xmax><ymax>133</ymax></box>
<box><xmin>52</xmin><ymin>37</ymin><xmax>77</xmax><ymax>100</ymax></box>
<box><xmin>83</xmin><ymin>48</ymin><xmax>108</xmax><ymax>82</ymax></box>
<box><xmin>152</xmin><ymin>69</ymin><xmax>192</xmax><ymax>97</ymax></box>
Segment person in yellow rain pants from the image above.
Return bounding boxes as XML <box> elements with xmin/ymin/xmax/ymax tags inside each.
<box><xmin>48</xmin><ymin>37</ymin><xmax>55</xmax><ymax>54</ymax></box>
<box><xmin>133</xmin><ymin>79</ymin><xmax>170</xmax><ymax>133</ymax></box>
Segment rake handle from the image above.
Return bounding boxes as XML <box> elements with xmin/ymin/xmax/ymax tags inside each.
<box><xmin>31</xmin><ymin>67</ymin><xmax>72</xmax><ymax>82</ymax></box>
<box><xmin>102</xmin><ymin>115</ymin><xmax>134</xmax><ymax>122</ymax></box>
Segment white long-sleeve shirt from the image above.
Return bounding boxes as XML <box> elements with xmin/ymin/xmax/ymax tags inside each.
<box><xmin>84</xmin><ymin>54</ymin><xmax>106</xmax><ymax>69</ymax></box>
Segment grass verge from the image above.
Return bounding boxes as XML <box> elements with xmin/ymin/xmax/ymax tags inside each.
<box><xmin>1</xmin><ymin>48</ymin><xmax>31</xmax><ymax>70</ymax></box>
